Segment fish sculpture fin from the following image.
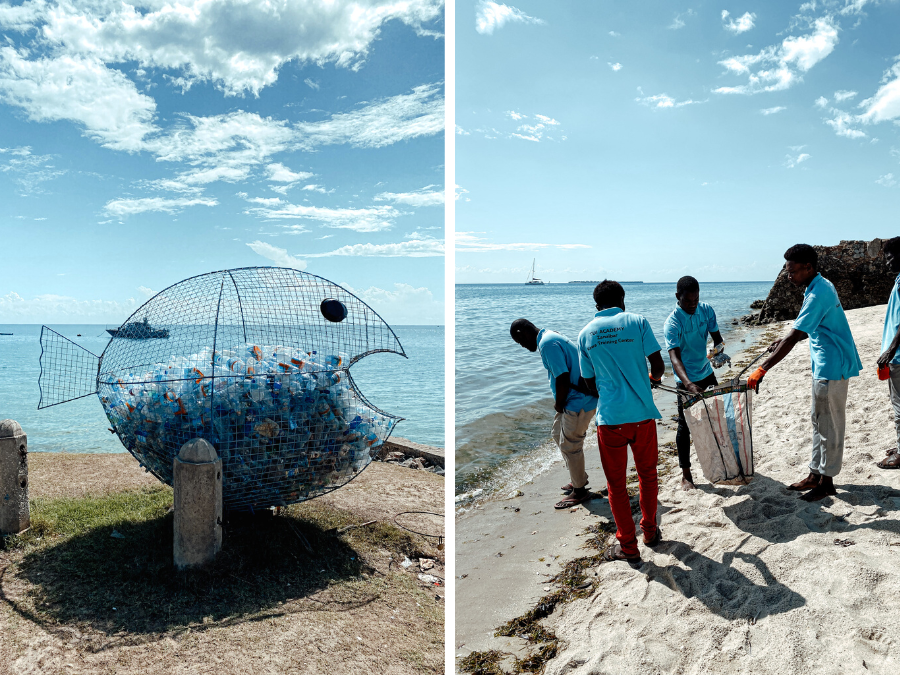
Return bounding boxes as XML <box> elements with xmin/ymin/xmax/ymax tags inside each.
<box><xmin>38</xmin><ymin>326</ymin><xmax>101</xmax><ymax>409</ymax></box>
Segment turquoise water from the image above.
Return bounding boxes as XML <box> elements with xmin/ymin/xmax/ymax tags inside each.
<box><xmin>455</xmin><ymin>282</ymin><xmax>774</xmax><ymax>495</ymax></box>
<box><xmin>0</xmin><ymin>324</ymin><xmax>444</xmax><ymax>452</ymax></box>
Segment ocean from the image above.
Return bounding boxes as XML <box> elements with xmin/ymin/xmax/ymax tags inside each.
<box><xmin>0</xmin><ymin>324</ymin><xmax>444</xmax><ymax>452</ymax></box>
<box><xmin>455</xmin><ymin>282</ymin><xmax>774</xmax><ymax>498</ymax></box>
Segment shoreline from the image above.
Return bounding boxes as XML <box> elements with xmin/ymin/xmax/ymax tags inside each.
<box><xmin>455</xmin><ymin>315</ymin><xmax>771</xmax><ymax>509</ymax></box>
<box><xmin>454</xmin><ymin>315</ymin><xmax>775</xmax><ymax>663</ymax></box>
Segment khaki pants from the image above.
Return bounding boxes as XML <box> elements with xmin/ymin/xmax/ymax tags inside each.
<box><xmin>551</xmin><ymin>408</ymin><xmax>595</xmax><ymax>489</ymax></box>
<box><xmin>809</xmin><ymin>378</ymin><xmax>849</xmax><ymax>478</ymax></box>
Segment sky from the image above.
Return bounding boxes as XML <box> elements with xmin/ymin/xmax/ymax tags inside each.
<box><xmin>456</xmin><ymin>0</ymin><xmax>900</xmax><ymax>284</ymax></box>
<box><xmin>0</xmin><ymin>0</ymin><xmax>444</xmax><ymax>325</ymax></box>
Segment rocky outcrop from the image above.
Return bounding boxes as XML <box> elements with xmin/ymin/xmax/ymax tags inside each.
<box><xmin>744</xmin><ymin>239</ymin><xmax>895</xmax><ymax>325</ymax></box>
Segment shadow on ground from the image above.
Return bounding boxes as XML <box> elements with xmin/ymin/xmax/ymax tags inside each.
<box><xmin>715</xmin><ymin>473</ymin><xmax>900</xmax><ymax>543</ymax></box>
<box><xmin>1</xmin><ymin>506</ymin><xmax>410</xmax><ymax>639</ymax></box>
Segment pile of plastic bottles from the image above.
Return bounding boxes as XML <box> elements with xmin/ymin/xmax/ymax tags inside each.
<box><xmin>97</xmin><ymin>343</ymin><xmax>395</xmax><ymax>510</ymax></box>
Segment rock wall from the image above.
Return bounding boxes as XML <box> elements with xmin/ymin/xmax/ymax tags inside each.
<box><xmin>746</xmin><ymin>239</ymin><xmax>895</xmax><ymax>324</ymax></box>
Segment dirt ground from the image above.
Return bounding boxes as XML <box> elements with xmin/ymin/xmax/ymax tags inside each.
<box><xmin>1</xmin><ymin>454</ymin><xmax>445</xmax><ymax>675</ymax></box>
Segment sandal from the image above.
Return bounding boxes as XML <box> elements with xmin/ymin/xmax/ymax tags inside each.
<box><xmin>603</xmin><ymin>540</ymin><xmax>641</xmax><ymax>562</ymax></box>
<box><xmin>643</xmin><ymin>527</ymin><xmax>663</xmax><ymax>547</ymax></box>
<box><xmin>555</xmin><ymin>491</ymin><xmax>592</xmax><ymax>509</ymax></box>
<box><xmin>560</xmin><ymin>480</ymin><xmax>589</xmax><ymax>493</ymax></box>
<box><xmin>877</xmin><ymin>451</ymin><xmax>900</xmax><ymax>469</ymax></box>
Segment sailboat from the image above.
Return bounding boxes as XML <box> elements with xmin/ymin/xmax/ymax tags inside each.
<box><xmin>525</xmin><ymin>259</ymin><xmax>544</xmax><ymax>285</ymax></box>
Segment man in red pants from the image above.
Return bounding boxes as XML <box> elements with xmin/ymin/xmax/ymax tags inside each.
<box><xmin>578</xmin><ymin>280</ymin><xmax>666</xmax><ymax>562</ymax></box>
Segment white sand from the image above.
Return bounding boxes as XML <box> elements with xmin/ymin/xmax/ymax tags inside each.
<box><xmin>544</xmin><ymin>305</ymin><xmax>900</xmax><ymax>675</ymax></box>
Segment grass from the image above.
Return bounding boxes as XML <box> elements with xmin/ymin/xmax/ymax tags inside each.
<box><xmin>1</xmin><ymin>485</ymin><xmax>443</xmax><ymax>668</ymax></box>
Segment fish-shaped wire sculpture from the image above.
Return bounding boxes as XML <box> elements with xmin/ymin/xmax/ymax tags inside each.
<box><xmin>38</xmin><ymin>267</ymin><xmax>406</xmax><ymax>512</ymax></box>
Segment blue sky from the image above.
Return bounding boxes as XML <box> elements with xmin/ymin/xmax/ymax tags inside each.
<box><xmin>0</xmin><ymin>0</ymin><xmax>444</xmax><ymax>325</ymax></box>
<box><xmin>456</xmin><ymin>0</ymin><xmax>900</xmax><ymax>284</ymax></box>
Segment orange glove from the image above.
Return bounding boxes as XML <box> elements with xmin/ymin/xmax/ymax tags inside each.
<box><xmin>649</xmin><ymin>373</ymin><xmax>662</xmax><ymax>387</ymax></box>
<box><xmin>747</xmin><ymin>367</ymin><xmax>767</xmax><ymax>393</ymax></box>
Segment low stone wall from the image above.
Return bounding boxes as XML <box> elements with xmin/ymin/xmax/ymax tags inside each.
<box><xmin>376</xmin><ymin>435</ymin><xmax>445</xmax><ymax>473</ymax></box>
<box><xmin>743</xmin><ymin>238</ymin><xmax>894</xmax><ymax>325</ymax></box>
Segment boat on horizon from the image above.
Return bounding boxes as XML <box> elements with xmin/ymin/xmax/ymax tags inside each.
<box><xmin>106</xmin><ymin>317</ymin><xmax>169</xmax><ymax>339</ymax></box>
<box><xmin>525</xmin><ymin>259</ymin><xmax>544</xmax><ymax>285</ymax></box>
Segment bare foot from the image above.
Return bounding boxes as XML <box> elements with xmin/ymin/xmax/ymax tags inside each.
<box><xmin>681</xmin><ymin>478</ymin><xmax>696</xmax><ymax>491</ymax></box>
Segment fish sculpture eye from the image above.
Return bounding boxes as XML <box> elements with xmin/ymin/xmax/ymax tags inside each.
<box><xmin>321</xmin><ymin>298</ymin><xmax>348</xmax><ymax>322</ymax></box>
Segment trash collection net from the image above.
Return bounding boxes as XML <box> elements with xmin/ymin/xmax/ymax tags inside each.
<box><xmin>38</xmin><ymin>327</ymin><xmax>100</xmax><ymax>408</ymax></box>
<box><xmin>93</xmin><ymin>267</ymin><xmax>406</xmax><ymax>511</ymax></box>
<box><xmin>682</xmin><ymin>382</ymin><xmax>754</xmax><ymax>485</ymax></box>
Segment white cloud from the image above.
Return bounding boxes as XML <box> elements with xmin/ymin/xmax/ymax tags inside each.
<box><xmin>266</xmin><ymin>163</ymin><xmax>315</xmax><ymax>183</ymax></box>
<box><xmin>475</xmin><ymin>1</ymin><xmax>545</xmax><ymax>35</ymax></box>
<box><xmin>304</xmin><ymin>78</ymin><xmax>320</xmax><ymax>91</ymax></box>
<box><xmin>815</xmin><ymin>95</ymin><xmax>830</xmax><ymax>108</ymax></box>
<box><xmin>824</xmin><ymin>109</ymin><xmax>867</xmax><ymax>138</ymax></box>
<box><xmin>722</xmin><ymin>11</ymin><xmax>756</xmax><ymax>34</ymax></box>
<box><xmin>5</xmin><ymin>0</ymin><xmax>443</xmax><ymax>97</ymax></box>
<box><xmin>507</xmin><ymin>111</ymin><xmax>526</xmax><ymax>120</ymax></box>
<box><xmin>246</xmin><ymin>240</ymin><xmax>308</xmax><ymax>270</ymax></box>
<box><xmin>305</xmin><ymin>239</ymin><xmax>445</xmax><ymax>257</ymax></box>
<box><xmin>876</xmin><ymin>173</ymin><xmax>897</xmax><ymax>187</ymax></box>
<box><xmin>0</xmin><ymin>291</ymin><xmax>144</xmax><ymax>323</ymax></box>
<box><xmin>608</xmin><ymin>62</ymin><xmax>623</xmax><ymax>71</ymax></box>
<box><xmin>534</xmin><ymin>114</ymin><xmax>560</xmax><ymax>125</ymax></box>
<box><xmin>0</xmin><ymin>145</ymin><xmax>66</xmax><ymax>194</ymax></box>
<box><xmin>0</xmin><ymin>48</ymin><xmax>158</xmax><ymax>152</ymax></box>
<box><xmin>715</xmin><ymin>17</ymin><xmax>839</xmax><ymax>95</ymax></box>
<box><xmin>834</xmin><ymin>89</ymin><xmax>857</xmax><ymax>101</ymax></box>
<box><xmin>104</xmin><ymin>195</ymin><xmax>218</xmax><ymax>217</ymax></box>
<box><xmin>456</xmin><ymin>231</ymin><xmax>591</xmax><ymax>252</ymax></box>
<box><xmin>636</xmin><ymin>94</ymin><xmax>703</xmax><ymax>108</ymax></box>
<box><xmin>858</xmin><ymin>57</ymin><xmax>900</xmax><ymax>125</ymax></box>
<box><xmin>668</xmin><ymin>10</ymin><xmax>695</xmax><ymax>30</ymax></box>
<box><xmin>291</xmin><ymin>83</ymin><xmax>443</xmax><ymax>150</ymax></box>
<box><xmin>761</xmin><ymin>106</ymin><xmax>786</xmax><ymax>115</ymax></box>
<box><xmin>375</xmin><ymin>188</ymin><xmax>444</xmax><ymax>207</ymax></box>
<box><xmin>137</xmin><ymin>286</ymin><xmax>155</xmax><ymax>298</ymax></box>
<box><xmin>785</xmin><ymin>152</ymin><xmax>811</xmax><ymax>168</ymax></box>
<box><xmin>609</xmin><ymin>31</ymin><xmax>620</xmax><ymax>37</ymax></box>
<box><xmin>244</xmin><ymin>198</ymin><xmax>398</xmax><ymax>232</ymax></box>
<box><xmin>339</xmin><ymin>282</ymin><xmax>442</xmax><ymax>324</ymax></box>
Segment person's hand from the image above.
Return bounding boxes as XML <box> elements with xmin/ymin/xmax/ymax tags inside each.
<box><xmin>767</xmin><ymin>338</ymin><xmax>783</xmax><ymax>353</ymax></box>
<box><xmin>747</xmin><ymin>367</ymin><xmax>767</xmax><ymax>393</ymax></box>
<box><xmin>649</xmin><ymin>373</ymin><xmax>662</xmax><ymax>387</ymax></box>
<box><xmin>554</xmin><ymin>401</ymin><xmax>566</xmax><ymax>415</ymax></box>
<box><xmin>877</xmin><ymin>348</ymin><xmax>897</xmax><ymax>368</ymax></box>
<box><xmin>685</xmin><ymin>382</ymin><xmax>703</xmax><ymax>395</ymax></box>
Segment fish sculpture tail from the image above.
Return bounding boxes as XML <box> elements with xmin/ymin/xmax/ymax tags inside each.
<box><xmin>38</xmin><ymin>326</ymin><xmax>100</xmax><ymax>409</ymax></box>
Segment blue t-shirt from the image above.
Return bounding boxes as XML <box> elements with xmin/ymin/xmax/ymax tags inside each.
<box><xmin>793</xmin><ymin>274</ymin><xmax>862</xmax><ymax>381</ymax></box>
<box><xmin>882</xmin><ymin>273</ymin><xmax>900</xmax><ymax>365</ymax></box>
<box><xmin>537</xmin><ymin>329</ymin><xmax>598</xmax><ymax>413</ymax></box>
<box><xmin>577</xmin><ymin>308</ymin><xmax>662</xmax><ymax>426</ymax></box>
<box><xmin>663</xmin><ymin>302</ymin><xmax>719</xmax><ymax>383</ymax></box>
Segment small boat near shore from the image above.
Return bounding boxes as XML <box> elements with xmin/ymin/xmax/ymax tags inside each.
<box><xmin>525</xmin><ymin>259</ymin><xmax>544</xmax><ymax>285</ymax></box>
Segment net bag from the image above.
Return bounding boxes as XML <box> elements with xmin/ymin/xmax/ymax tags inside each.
<box><xmin>681</xmin><ymin>381</ymin><xmax>754</xmax><ymax>485</ymax></box>
<box><xmin>38</xmin><ymin>267</ymin><xmax>406</xmax><ymax>512</ymax></box>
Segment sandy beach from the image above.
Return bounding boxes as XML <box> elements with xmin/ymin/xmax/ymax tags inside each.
<box><xmin>457</xmin><ymin>305</ymin><xmax>900</xmax><ymax>674</ymax></box>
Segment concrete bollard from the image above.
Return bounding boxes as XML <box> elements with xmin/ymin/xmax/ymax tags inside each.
<box><xmin>173</xmin><ymin>438</ymin><xmax>222</xmax><ymax>569</ymax></box>
<box><xmin>0</xmin><ymin>420</ymin><xmax>30</xmax><ymax>535</ymax></box>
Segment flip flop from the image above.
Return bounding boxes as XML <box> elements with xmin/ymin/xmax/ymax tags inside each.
<box><xmin>555</xmin><ymin>491</ymin><xmax>592</xmax><ymax>509</ymax></box>
<box><xmin>877</xmin><ymin>452</ymin><xmax>900</xmax><ymax>469</ymax></box>
<box><xmin>602</xmin><ymin>540</ymin><xmax>641</xmax><ymax>562</ymax></box>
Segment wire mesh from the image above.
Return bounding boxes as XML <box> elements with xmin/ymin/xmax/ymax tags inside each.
<box><xmin>38</xmin><ymin>327</ymin><xmax>101</xmax><ymax>408</ymax></box>
<box><xmin>43</xmin><ymin>267</ymin><xmax>406</xmax><ymax>511</ymax></box>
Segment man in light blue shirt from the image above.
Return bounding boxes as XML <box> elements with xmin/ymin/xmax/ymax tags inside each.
<box><xmin>578</xmin><ymin>281</ymin><xmax>666</xmax><ymax>562</ymax></box>
<box><xmin>510</xmin><ymin>319</ymin><xmax>598</xmax><ymax>509</ymax></box>
<box><xmin>663</xmin><ymin>276</ymin><xmax>725</xmax><ymax>491</ymax></box>
<box><xmin>876</xmin><ymin>237</ymin><xmax>900</xmax><ymax>470</ymax></box>
<box><xmin>747</xmin><ymin>244</ymin><xmax>862</xmax><ymax>501</ymax></box>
